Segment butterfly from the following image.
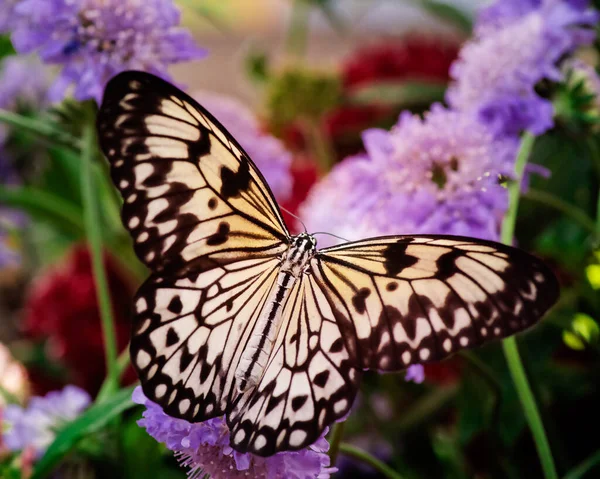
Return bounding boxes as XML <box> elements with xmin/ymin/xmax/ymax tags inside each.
<box><xmin>97</xmin><ymin>71</ymin><xmax>559</xmax><ymax>457</ymax></box>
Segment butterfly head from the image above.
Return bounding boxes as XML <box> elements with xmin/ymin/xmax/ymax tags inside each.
<box><xmin>281</xmin><ymin>233</ymin><xmax>317</xmax><ymax>277</ymax></box>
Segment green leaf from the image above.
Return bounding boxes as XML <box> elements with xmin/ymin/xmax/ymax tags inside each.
<box><xmin>0</xmin><ymin>185</ymin><xmax>84</xmax><ymax>238</ymax></box>
<box><xmin>417</xmin><ymin>0</ymin><xmax>473</xmax><ymax>33</ymax></box>
<box><xmin>32</xmin><ymin>386</ymin><xmax>137</xmax><ymax>479</ymax></box>
<box><xmin>0</xmin><ymin>36</ymin><xmax>15</xmax><ymax>59</ymax></box>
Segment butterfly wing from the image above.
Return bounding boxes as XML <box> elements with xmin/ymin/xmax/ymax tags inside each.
<box><xmin>313</xmin><ymin>235</ymin><xmax>559</xmax><ymax>370</ymax></box>
<box><xmin>97</xmin><ymin>71</ymin><xmax>291</xmax><ymax>420</ymax></box>
<box><xmin>132</xmin><ymin>257</ymin><xmax>281</xmax><ymax>421</ymax></box>
<box><xmin>97</xmin><ymin>71</ymin><xmax>289</xmax><ymax>277</ymax></box>
<box><xmin>227</xmin><ymin>273</ymin><xmax>361</xmax><ymax>456</ymax></box>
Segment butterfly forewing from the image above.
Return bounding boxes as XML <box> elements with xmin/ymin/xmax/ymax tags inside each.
<box><xmin>314</xmin><ymin>235</ymin><xmax>559</xmax><ymax>370</ymax></box>
<box><xmin>97</xmin><ymin>71</ymin><xmax>289</xmax><ymax>276</ymax></box>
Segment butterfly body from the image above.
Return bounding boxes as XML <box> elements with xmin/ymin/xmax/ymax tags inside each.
<box><xmin>236</xmin><ymin>233</ymin><xmax>318</xmax><ymax>392</ymax></box>
<box><xmin>97</xmin><ymin>71</ymin><xmax>559</xmax><ymax>457</ymax></box>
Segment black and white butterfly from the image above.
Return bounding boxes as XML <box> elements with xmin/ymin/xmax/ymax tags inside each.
<box><xmin>97</xmin><ymin>71</ymin><xmax>559</xmax><ymax>457</ymax></box>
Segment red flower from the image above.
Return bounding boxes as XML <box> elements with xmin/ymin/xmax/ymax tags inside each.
<box><xmin>342</xmin><ymin>36</ymin><xmax>460</xmax><ymax>89</ymax></box>
<box><xmin>280</xmin><ymin>159</ymin><xmax>319</xmax><ymax>234</ymax></box>
<box><xmin>23</xmin><ymin>245</ymin><xmax>135</xmax><ymax>394</ymax></box>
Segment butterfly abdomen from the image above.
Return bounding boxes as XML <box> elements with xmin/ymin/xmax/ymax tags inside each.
<box><xmin>235</xmin><ymin>234</ymin><xmax>318</xmax><ymax>392</ymax></box>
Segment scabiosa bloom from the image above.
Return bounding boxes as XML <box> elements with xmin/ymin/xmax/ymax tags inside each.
<box><xmin>8</xmin><ymin>0</ymin><xmax>206</xmax><ymax>102</ymax></box>
<box><xmin>2</xmin><ymin>385</ymin><xmax>91</xmax><ymax>457</ymax></box>
<box><xmin>300</xmin><ymin>105</ymin><xmax>516</xmax><ymax>246</ymax></box>
<box><xmin>194</xmin><ymin>91</ymin><xmax>293</xmax><ymax>202</ymax></box>
<box><xmin>447</xmin><ymin>0</ymin><xmax>598</xmax><ymax>138</ymax></box>
<box><xmin>133</xmin><ymin>387</ymin><xmax>337</xmax><ymax>479</ymax></box>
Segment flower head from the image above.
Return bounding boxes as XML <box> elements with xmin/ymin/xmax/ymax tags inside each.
<box><xmin>300</xmin><ymin>105</ymin><xmax>514</xmax><ymax>245</ymax></box>
<box><xmin>9</xmin><ymin>0</ymin><xmax>206</xmax><ymax>102</ymax></box>
<box><xmin>447</xmin><ymin>0</ymin><xmax>598</xmax><ymax>137</ymax></box>
<box><xmin>0</xmin><ymin>343</ymin><xmax>30</xmax><ymax>407</ymax></box>
<box><xmin>24</xmin><ymin>245</ymin><xmax>135</xmax><ymax>394</ymax></box>
<box><xmin>2</xmin><ymin>385</ymin><xmax>91</xmax><ymax>457</ymax></box>
<box><xmin>342</xmin><ymin>36</ymin><xmax>459</xmax><ymax>90</ymax></box>
<box><xmin>194</xmin><ymin>91</ymin><xmax>293</xmax><ymax>202</ymax></box>
<box><xmin>133</xmin><ymin>387</ymin><xmax>337</xmax><ymax>479</ymax></box>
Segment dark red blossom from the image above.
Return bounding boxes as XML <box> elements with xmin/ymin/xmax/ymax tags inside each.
<box><xmin>23</xmin><ymin>245</ymin><xmax>135</xmax><ymax>394</ymax></box>
<box><xmin>280</xmin><ymin>160</ymin><xmax>319</xmax><ymax>234</ymax></box>
<box><xmin>342</xmin><ymin>36</ymin><xmax>460</xmax><ymax>89</ymax></box>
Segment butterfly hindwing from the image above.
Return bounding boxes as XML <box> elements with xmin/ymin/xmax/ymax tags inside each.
<box><xmin>97</xmin><ymin>71</ymin><xmax>289</xmax><ymax>276</ymax></box>
<box><xmin>314</xmin><ymin>235</ymin><xmax>559</xmax><ymax>370</ymax></box>
<box><xmin>131</xmin><ymin>256</ymin><xmax>281</xmax><ymax>422</ymax></box>
<box><xmin>227</xmin><ymin>274</ymin><xmax>361</xmax><ymax>456</ymax></box>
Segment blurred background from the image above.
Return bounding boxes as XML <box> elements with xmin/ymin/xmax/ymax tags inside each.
<box><xmin>1</xmin><ymin>0</ymin><xmax>600</xmax><ymax>478</ymax></box>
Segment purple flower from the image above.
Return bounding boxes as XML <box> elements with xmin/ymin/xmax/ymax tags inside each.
<box><xmin>447</xmin><ymin>0</ymin><xmax>598</xmax><ymax>138</ymax></box>
<box><xmin>193</xmin><ymin>91</ymin><xmax>293</xmax><ymax>202</ymax></box>
<box><xmin>0</xmin><ymin>0</ymin><xmax>20</xmax><ymax>33</ymax></box>
<box><xmin>2</xmin><ymin>385</ymin><xmax>91</xmax><ymax>457</ymax></box>
<box><xmin>405</xmin><ymin>365</ymin><xmax>425</xmax><ymax>384</ymax></box>
<box><xmin>133</xmin><ymin>387</ymin><xmax>337</xmax><ymax>479</ymax></box>
<box><xmin>8</xmin><ymin>0</ymin><xmax>206</xmax><ymax>103</ymax></box>
<box><xmin>300</xmin><ymin>105</ymin><xmax>515</xmax><ymax>246</ymax></box>
<box><xmin>0</xmin><ymin>55</ymin><xmax>49</xmax><ymax>119</ymax></box>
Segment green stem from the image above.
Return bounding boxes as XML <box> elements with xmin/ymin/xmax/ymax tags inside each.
<box><xmin>305</xmin><ymin>119</ymin><xmax>335</xmax><ymax>173</ymax></box>
<box><xmin>501</xmin><ymin>132</ymin><xmax>558</xmax><ymax>479</ymax></box>
<box><xmin>328</xmin><ymin>421</ymin><xmax>345</xmax><ymax>466</ymax></box>
<box><xmin>0</xmin><ymin>109</ymin><xmax>81</xmax><ymax>150</ymax></box>
<box><xmin>522</xmin><ymin>188</ymin><xmax>597</xmax><ymax>237</ymax></box>
<box><xmin>117</xmin><ymin>346</ymin><xmax>131</xmax><ymax>380</ymax></box>
<box><xmin>285</xmin><ymin>0</ymin><xmax>310</xmax><ymax>59</ymax></box>
<box><xmin>339</xmin><ymin>443</ymin><xmax>404</xmax><ymax>479</ymax></box>
<box><xmin>563</xmin><ymin>449</ymin><xmax>600</xmax><ymax>479</ymax></box>
<box><xmin>81</xmin><ymin>124</ymin><xmax>119</xmax><ymax>398</ymax></box>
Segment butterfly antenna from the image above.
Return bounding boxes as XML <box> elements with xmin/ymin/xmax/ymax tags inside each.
<box><xmin>312</xmin><ymin>231</ymin><xmax>350</xmax><ymax>243</ymax></box>
<box><xmin>280</xmin><ymin>205</ymin><xmax>308</xmax><ymax>233</ymax></box>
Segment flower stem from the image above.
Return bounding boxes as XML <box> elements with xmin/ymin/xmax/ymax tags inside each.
<box><xmin>305</xmin><ymin>119</ymin><xmax>336</xmax><ymax>173</ymax></box>
<box><xmin>0</xmin><ymin>108</ymin><xmax>81</xmax><ymax>150</ymax></box>
<box><xmin>81</xmin><ymin>124</ymin><xmax>119</xmax><ymax>399</ymax></box>
<box><xmin>328</xmin><ymin>421</ymin><xmax>345</xmax><ymax>466</ymax></box>
<box><xmin>501</xmin><ymin>132</ymin><xmax>558</xmax><ymax>479</ymax></box>
<box><xmin>285</xmin><ymin>0</ymin><xmax>310</xmax><ymax>59</ymax></box>
<box><xmin>339</xmin><ymin>443</ymin><xmax>404</xmax><ymax>479</ymax></box>
<box><xmin>522</xmin><ymin>188</ymin><xmax>597</xmax><ymax>237</ymax></box>
<box><xmin>563</xmin><ymin>449</ymin><xmax>600</xmax><ymax>479</ymax></box>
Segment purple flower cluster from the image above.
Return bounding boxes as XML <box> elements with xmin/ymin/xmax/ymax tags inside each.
<box><xmin>194</xmin><ymin>91</ymin><xmax>293</xmax><ymax>202</ymax></box>
<box><xmin>301</xmin><ymin>105</ymin><xmax>515</xmax><ymax>245</ymax></box>
<box><xmin>0</xmin><ymin>56</ymin><xmax>48</xmax><ymax>268</ymax></box>
<box><xmin>447</xmin><ymin>0</ymin><xmax>598</xmax><ymax>138</ymax></box>
<box><xmin>2</xmin><ymin>385</ymin><xmax>91</xmax><ymax>457</ymax></box>
<box><xmin>6</xmin><ymin>0</ymin><xmax>206</xmax><ymax>103</ymax></box>
<box><xmin>133</xmin><ymin>387</ymin><xmax>337</xmax><ymax>479</ymax></box>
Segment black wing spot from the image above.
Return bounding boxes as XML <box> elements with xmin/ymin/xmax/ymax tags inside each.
<box><xmin>220</xmin><ymin>161</ymin><xmax>251</xmax><ymax>199</ymax></box>
<box><xmin>291</xmin><ymin>395</ymin><xmax>308</xmax><ymax>412</ymax></box>
<box><xmin>207</xmin><ymin>222</ymin><xmax>230</xmax><ymax>246</ymax></box>
<box><xmin>329</xmin><ymin>337</ymin><xmax>344</xmax><ymax>353</ymax></box>
<box><xmin>166</xmin><ymin>327</ymin><xmax>179</xmax><ymax>347</ymax></box>
<box><xmin>208</xmin><ymin>197</ymin><xmax>218</xmax><ymax>210</ymax></box>
<box><xmin>313</xmin><ymin>370</ymin><xmax>330</xmax><ymax>388</ymax></box>
<box><xmin>383</xmin><ymin>241</ymin><xmax>419</xmax><ymax>276</ymax></box>
<box><xmin>180</xmin><ymin>348</ymin><xmax>195</xmax><ymax>371</ymax></box>
<box><xmin>352</xmin><ymin>287</ymin><xmax>371</xmax><ymax>314</ymax></box>
<box><xmin>436</xmin><ymin>249</ymin><xmax>463</xmax><ymax>280</ymax></box>
<box><xmin>386</xmin><ymin>282</ymin><xmax>398</xmax><ymax>291</ymax></box>
<box><xmin>167</xmin><ymin>296</ymin><xmax>183</xmax><ymax>314</ymax></box>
